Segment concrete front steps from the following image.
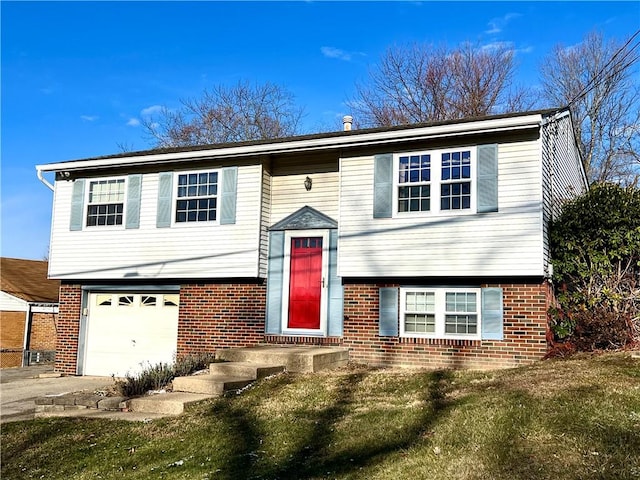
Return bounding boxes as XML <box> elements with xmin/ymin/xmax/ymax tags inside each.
<box><xmin>215</xmin><ymin>345</ymin><xmax>349</xmax><ymax>373</ymax></box>
<box><xmin>172</xmin><ymin>362</ymin><xmax>285</xmax><ymax>396</ymax></box>
<box><xmin>128</xmin><ymin>345</ymin><xmax>349</xmax><ymax>416</ymax></box>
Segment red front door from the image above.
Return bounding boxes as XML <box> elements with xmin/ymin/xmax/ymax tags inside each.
<box><xmin>288</xmin><ymin>237</ymin><xmax>323</xmax><ymax>329</ymax></box>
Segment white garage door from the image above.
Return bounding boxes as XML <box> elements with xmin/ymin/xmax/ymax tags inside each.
<box><xmin>84</xmin><ymin>292</ymin><xmax>179</xmax><ymax>377</ymax></box>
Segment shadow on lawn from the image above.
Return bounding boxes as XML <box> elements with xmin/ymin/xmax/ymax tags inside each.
<box><xmin>480</xmin><ymin>384</ymin><xmax>640</xmax><ymax>480</ymax></box>
<box><xmin>209</xmin><ymin>369</ymin><xmax>459</xmax><ymax>480</ymax></box>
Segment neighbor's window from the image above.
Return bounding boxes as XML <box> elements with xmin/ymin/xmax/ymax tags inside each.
<box><xmin>175</xmin><ymin>171</ymin><xmax>219</xmax><ymax>223</ymax></box>
<box><xmin>395</xmin><ymin>148</ymin><xmax>474</xmax><ymax>215</ymax></box>
<box><xmin>400</xmin><ymin>287</ymin><xmax>480</xmax><ymax>339</ymax></box>
<box><xmin>86</xmin><ymin>179</ymin><xmax>125</xmax><ymax>226</ymax></box>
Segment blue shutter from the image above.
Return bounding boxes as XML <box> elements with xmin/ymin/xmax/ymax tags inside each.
<box><xmin>373</xmin><ymin>154</ymin><xmax>393</xmax><ymax>218</ymax></box>
<box><xmin>481</xmin><ymin>287</ymin><xmax>504</xmax><ymax>340</ymax></box>
<box><xmin>220</xmin><ymin>166</ymin><xmax>238</xmax><ymax>225</ymax></box>
<box><xmin>69</xmin><ymin>179</ymin><xmax>85</xmax><ymax>231</ymax></box>
<box><xmin>156</xmin><ymin>172</ymin><xmax>173</xmax><ymax>228</ymax></box>
<box><xmin>477</xmin><ymin>144</ymin><xmax>498</xmax><ymax>213</ymax></box>
<box><xmin>379</xmin><ymin>287</ymin><xmax>399</xmax><ymax>336</ymax></box>
<box><xmin>327</xmin><ymin>229</ymin><xmax>343</xmax><ymax>337</ymax></box>
<box><xmin>125</xmin><ymin>174</ymin><xmax>142</xmax><ymax>229</ymax></box>
<box><xmin>265</xmin><ymin>231</ymin><xmax>285</xmax><ymax>335</ymax></box>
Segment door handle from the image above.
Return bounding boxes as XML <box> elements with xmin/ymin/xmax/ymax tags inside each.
<box><xmin>322</xmin><ymin>277</ymin><xmax>326</xmax><ymax>288</ymax></box>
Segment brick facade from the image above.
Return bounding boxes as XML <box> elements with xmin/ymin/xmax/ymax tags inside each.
<box><xmin>55</xmin><ymin>280</ymin><xmax>550</xmax><ymax>374</ymax></box>
<box><xmin>30</xmin><ymin>312</ymin><xmax>58</xmax><ymax>351</ymax></box>
<box><xmin>339</xmin><ymin>281</ymin><xmax>550</xmax><ymax>369</ymax></box>
<box><xmin>177</xmin><ymin>283</ymin><xmax>266</xmax><ymax>356</ymax></box>
<box><xmin>1</xmin><ymin>309</ymin><xmax>59</xmax><ymax>368</ymax></box>
<box><xmin>0</xmin><ymin>309</ymin><xmax>24</xmax><ymax>368</ymax></box>
<box><xmin>55</xmin><ymin>284</ymin><xmax>82</xmax><ymax>374</ymax></box>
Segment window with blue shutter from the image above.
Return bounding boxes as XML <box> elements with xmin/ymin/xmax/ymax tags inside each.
<box><xmin>156</xmin><ymin>172</ymin><xmax>173</xmax><ymax>228</ymax></box>
<box><xmin>220</xmin><ymin>166</ymin><xmax>238</xmax><ymax>225</ymax></box>
<box><xmin>265</xmin><ymin>231</ymin><xmax>285</xmax><ymax>335</ymax></box>
<box><xmin>379</xmin><ymin>287</ymin><xmax>399</xmax><ymax>336</ymax></box>
<box><xmin>383</xmin><ymin>144</ymin><xmax>498</xmax><ymax>216</ymax></box>
<box><xmin>477</xmin><ymin>144</ymin><xmax>499</xmax><ymax>213</ymax></box>
<box><xmin>373</xmin><ymin>154</ymin><xmax>393</xmax><ymax>218</ymax></box>
<box><xmin>481</xmin><ymin>287</ymin><xmax>504</xmax><ymax>340</ymax></box>
<box><xmin>327</xmin><ymin>229</ymin><xmax>343</xmax><ymax>337</ymax></box>
<box><xmin>125</xmin><ymin>174</ymin><xmax>142</xmax><ymax>229</ymax></box>
<box><xmin>396</xmin><ymin>287</ymin><xmax>501</xmax><ymax>340</ymax></box>
<box><xmin>69</xmin><ymin>179</ymin><xmax>85</xmax><ymax>231</ymax></box>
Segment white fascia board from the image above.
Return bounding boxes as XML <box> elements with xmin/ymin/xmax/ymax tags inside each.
<box><xmin>36</xmin><ymin>114</ymin><xmax>543</xmax><ymax>173</ymax></box>
<box><xmin>29</xmin><ymin>303</ymin><xmax>59</xmax><ymax>313</ymax></box>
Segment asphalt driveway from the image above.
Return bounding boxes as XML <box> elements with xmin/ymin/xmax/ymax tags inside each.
<box><xmin>0</xmin><ymin>366</ymin><xmax>114</xmax><ymax>423</ymax></box>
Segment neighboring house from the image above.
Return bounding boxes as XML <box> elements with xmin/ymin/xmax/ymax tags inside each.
<box><xmin>0</xmin><ymin>258</ymin><xmax>60</xmax><ymax>367</ymax></box>
<box><xmin>36</xmin><ymin>108</ymin><xmax>587</xmax><ymax>377</ymax></box>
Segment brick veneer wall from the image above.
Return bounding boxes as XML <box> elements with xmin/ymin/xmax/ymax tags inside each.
<box><xmin>30</xmin><ymin>312</ymin><xmax>58</xmax><ymax>351</ymax></box>
<box><xmin>177</xmin><ymin>283</ymin><xmax>266</xmax><ymax>356</ymax></box>
<box><xmin>55</xmin><ymin>280</ymin><xmax>550</xmax><ymax>374</ymax></box>
<box><xmin>55</xmin><ymin>284</ymin><xmax>82</xmax><ymax>374</ymax></box>
<box><xmin>340</xmin><ymin>282</ymin><xmax>551</xmax><ymax>369</ymax></box>
<box><xmin>0</xmin><ymin>311</ymin><xmax>25</xmax><ymax>349</ymax></box>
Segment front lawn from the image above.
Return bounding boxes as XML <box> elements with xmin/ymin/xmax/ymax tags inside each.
<box><xmin>2</xmin><ymin>352</ymin><xmax>639</xmax><ymax>479</ymax></box>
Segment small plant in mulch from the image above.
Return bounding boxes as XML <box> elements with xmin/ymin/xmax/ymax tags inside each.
<box><xmin>115</xmin><ymin>352</ymin><xmax>217</xmax><ymax>397</ymax></box>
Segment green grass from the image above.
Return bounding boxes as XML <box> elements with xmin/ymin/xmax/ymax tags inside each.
<box><xmin>2</xmin><ymin>352</ymin><xmax>639</xmax><ymax>479</ymax></box>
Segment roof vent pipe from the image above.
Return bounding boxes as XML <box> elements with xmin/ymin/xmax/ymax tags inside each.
<box><xmin>342</xmin><ymin>115</ymin><xmax>353</xmax><ymax>132</ymax></box>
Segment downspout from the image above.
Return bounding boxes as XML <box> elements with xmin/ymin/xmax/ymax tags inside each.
<box><xmin>22</xmin><ymin>304</ymin><xmax>32</xmax><ymax>367</ymax></box>
<box><xmin>37</xmin><ymin>167</ymin><xmax>55</xmax><ymax>191</ymax></box>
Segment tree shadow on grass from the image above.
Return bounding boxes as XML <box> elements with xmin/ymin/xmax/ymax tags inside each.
<box><xmin>480</xmin><ymin>384</ymin><xmax>640</xmax><ymax>480</ymax></box>
<box><xmin>208</xmin><ymin>368</ymin><xmax>461</xmax><ymax>480</ymax></box>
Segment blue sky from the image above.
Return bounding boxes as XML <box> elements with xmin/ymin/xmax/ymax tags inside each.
<box><xmin>2</xmin><ymin>1</ymin><xmax>639</xmax><ymax>261</ymax></box>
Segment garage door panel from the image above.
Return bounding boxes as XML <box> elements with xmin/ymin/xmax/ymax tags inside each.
<box><xmin>84</xmin><ymin>292</ymin><xmax>179</xmax><ymax>377</ymax></box>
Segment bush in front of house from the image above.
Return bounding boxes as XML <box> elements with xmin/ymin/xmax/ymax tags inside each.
<box><xmin>549</xmin><ymin>182</ymin><xmax>640</xmax><ymax>352</ymax></box>
<box><xmin>116</xmin><ymin>352</ymin><xmax>217</xmax><ymax>397</ymax></box>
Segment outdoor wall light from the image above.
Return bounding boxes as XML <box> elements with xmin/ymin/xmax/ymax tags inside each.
<box><xmin>304</xmin><ymin>176</ymin><xmax>312</xmax><ymax>191</ymax></box>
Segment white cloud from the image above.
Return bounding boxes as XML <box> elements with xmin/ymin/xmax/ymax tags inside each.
<box><xmin>485</xmin><ymin>12</ymin><xmax>521</xmax><ymax>34</ymax></box>
<box><xmin>321</xmin><ymin>46</ymin><xmax>352</xmax><ymax>61</ymax></box>
<box><xmin>80</xmin><ymin>115</ymin><xmax>98</xmax><ymax>122</ymax></box>
<box><xmin>127</xmin><ymin>118</ymin><xmax>141</xmax><ymax>127</ymax></box>
<box><xmin>481</xmin><ymin>41</ymin><xmax>513</xmax><ymax>52</ymax></box>
<box><xmin>140</xmin><ymin>105</ymin><xmax>163</xmax><ymax>116</ymax></box>
<box><xmin>480</xmin><ymin>41</ymin><xmax>533</xmax><ymax>56</ymax></box>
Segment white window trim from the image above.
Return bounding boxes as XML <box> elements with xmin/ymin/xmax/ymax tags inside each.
<box><xmin>281</xmin><ymin>229</ymin><xmax>330</xmax><ymax>337</ymax></box>
<box><xmin>171</xmin><ymin>168</ymin><xmax>221</xmax><ymax>227</ymax></box>
<box><xmin>393</xmin><ymin>146</ymin><xmax>477</xmax><ymax>218</ymax></box>
<box><xmin>84</xmin><ymin>176</ymin><xmax>127</xmax><ymax>229</ymax></box>
<box><xmin>399</xmin><ymin>287</ymin><xmax>482</xmax><ymax>340</ymax></box>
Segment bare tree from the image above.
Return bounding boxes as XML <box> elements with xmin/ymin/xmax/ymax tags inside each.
<box><xmin>142</xmin><ymin>80</ymin><xmax>305</xmax><ymax>147</ymax></box>
<box><xmin>540</xmin><ymin>31</ymin><xmax>640</xmax><ymax>184</ymax></box>
<box><xmin>348</xmin><ymin>42</ymin><xmax>532</xmax><ymax>128</ymax></box>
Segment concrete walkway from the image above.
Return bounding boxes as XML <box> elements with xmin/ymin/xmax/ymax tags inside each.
<box><xmin>1</xmin><ymin>366</ymin><xmax>115</xmax><ymax>423</ymax></box>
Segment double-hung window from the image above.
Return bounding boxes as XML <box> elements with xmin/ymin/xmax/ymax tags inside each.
<box><xmin>394</xmin><ymin>147</ymin><xmax>475</xmax><ymax>215</ymax></box>
<box><xmin>175</xmin><ymin>170</ymin><xmax>219</xmax><ymax>223</ymax></box>
<box><xmin>86</xmin><ymin>178</ymin><xmax>125</xmax><ymax>227</ymax></box>
<box><xmin>400</xmin><ymin>287</ymin><xmax>481</xmax><ymax>339</ymax></box>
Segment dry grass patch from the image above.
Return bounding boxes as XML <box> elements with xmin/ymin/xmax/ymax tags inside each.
<box><xmin>2</xmin><ymin>351</ymin><xmax>639</xmax><ymax>479</ymax></box>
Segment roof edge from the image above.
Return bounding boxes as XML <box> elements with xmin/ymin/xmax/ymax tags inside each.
<box><xmin>37</xmin><ymin>108</ymin><xmax>562</xmax><ymax>173</ymax></box>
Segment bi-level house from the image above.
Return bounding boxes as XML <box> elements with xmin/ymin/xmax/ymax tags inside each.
<box><xmin>37</xmin><ymin>108</ymin><xmax>587</xmax><ymax>376</ymax></box>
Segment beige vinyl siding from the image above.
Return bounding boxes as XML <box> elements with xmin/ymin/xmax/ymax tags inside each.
<box><xmin>541</xmin><ymin>114</ymin><xmax>588</xmax><ymax>269</ymax></box>
<box><xmin>259</xmin><ymin>163</ymin><xmax>271</xmax><ymax>277</ymax></box>
<box><xmin>270</xmin><ymin>159</ymin><xmax>339</xmax><ymax>225</ymax></box>
<box><xmin>338</xmin><ymin>140</ymin><xmax>545</xmax><ymax>278</ymax></box>
<box><xmin>48</xmin><ymin>165</ymin><xmax>263</xmax><ymax>280</ymax></box>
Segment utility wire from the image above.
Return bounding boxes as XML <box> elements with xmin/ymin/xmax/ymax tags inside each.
<box><xmin>567</xmin><ymin>29</ymin><xmax>640</xmax><ymax>108</ymax></box>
